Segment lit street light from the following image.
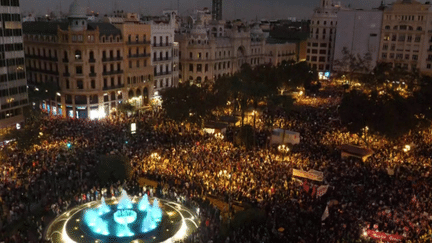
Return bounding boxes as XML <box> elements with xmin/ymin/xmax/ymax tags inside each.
<box><xmin>278</xmin><ymin>144</ymin><xmax>290</xmax><ymax>161</ymax></box>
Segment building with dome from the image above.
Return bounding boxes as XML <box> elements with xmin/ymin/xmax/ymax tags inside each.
<box><xmin>0</xmin><ymin>0</ymin><xmax>28</xmax><ymax>131</ymax></box>
<box><xmin>176</xmin><ymin>14</ymin><xmax>297</xmax><ymax>85</ymax></box>
<box><xmin>23</xmin><ymin>0</ymin><xmax>153</xmax><ymax>119</ymax></box>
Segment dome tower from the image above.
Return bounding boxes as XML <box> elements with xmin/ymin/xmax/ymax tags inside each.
<box><xmin>68</xmin><ymin>0</ymin><xmax>87</xmax><ymax>31</ymax></box>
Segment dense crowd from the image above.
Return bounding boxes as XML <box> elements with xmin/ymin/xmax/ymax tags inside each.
<box><xmin>1</xmin><ymin>85</ymin><xmax>432</xmax><ymax>243</ymax></box>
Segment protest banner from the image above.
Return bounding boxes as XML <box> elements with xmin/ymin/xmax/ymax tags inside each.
<box><xmin>292</xmin><ymin>169</ymin><xmax>323</xmax><ymax>181</ymax></box>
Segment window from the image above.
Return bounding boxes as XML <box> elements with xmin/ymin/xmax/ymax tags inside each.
<box><xmin>407</xmin><ymin>36</ymin><xmax>412</xmax><ymax>42</ymax></box>
<box><xmin>391</xmin><ymin>35</ymin><xmax>396</xmax><ymax>41</ymax></box>
<box><xmin>412</xmin><ymin>54</ymin><xmax>418</xmax><ymax>60</ymax></box>
<box><xmin>76</xmin><ymin>66</ymin><xmax>82</xmax><ymax>74</ymax></box>
<box><xmin>75</xmin><ymin>50</ymin><xmax>82</xmax><ymax>60</ymax></box>
<box><xmin>383</xmin><ymin>44</ymin><xmax>388</xmax><ymax>50</ymax></box>
<box><xmin>137</xmin><ymin>60</ymin><xmax>140</xmax><ymax>68</ymax></box>
<box><xmin>66</xmin><ymin>79</ymin><xmax>70</xmax><ymax>89</ymax></box>
<box><xmin>385</xmin><ymin>25</ymin><xmax>390</xmax><ymax>30</ymax></box>
<box><xmin>382</xmin><ymin>53</ymin><xmax>387</xmax><ymax>59</ymax></box>
<box><xmin>197</xmin><ymin>64</ymin><xmax>202</xmax><ymax>72</ymax></box>
<box><xmin>405</xmin><ymin>54</ymin><xmax>410</xmax><ymax>60</ymax></box>
<box><xmin>189</xmin><ymin>64</ymin><xmax>193</xmax><ymax>72</ymax></box>
<box><xmin>190</xmin><ymin>52</ymin><xmax>193</xmax><ymax>59</ymax></box>
<box><xmin>415</xmin><ymin>36</ymin><xmax>421</xmax><ymax>42</ymax></box>
<box><xmin>91</xmin><ymin>80</ymin><xmax>96</xmax><ymax>89</ymax></box>
<box><xmin>129</xmin><ymin>61</ymin><xmax>132</xmax><ymax>68</ymax></box>
<box><xmin>77</xmin><ymin>80</ymin><xmax>83</xmax><ymax>89</ymax></box>
<box><xmin>383</xmin><ymin>35</ymin><xmax>390</xmax><ymax>41</ymax></box>
<box><xmin>205</xmin><ymin>64</ymin><xmax>208</xmax><ymax>72</ymax></box>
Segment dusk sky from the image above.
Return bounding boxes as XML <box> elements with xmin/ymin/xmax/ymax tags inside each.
<box><xmin>19</xmin><ymin>0</ymin><xmax>422</xmax><ymax>20</ymax></box>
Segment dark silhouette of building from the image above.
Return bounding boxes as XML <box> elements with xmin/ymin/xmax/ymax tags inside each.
<box><xmin>212</xmin><ymin>0</ymin><xmax>222</xmax><ymax>20</ymax></box>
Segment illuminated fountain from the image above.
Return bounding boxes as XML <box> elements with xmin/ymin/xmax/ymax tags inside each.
<box><xmin>46</xmin><ymin>190</ymin><xmax>200</xmax><ymax>242</ymax></box>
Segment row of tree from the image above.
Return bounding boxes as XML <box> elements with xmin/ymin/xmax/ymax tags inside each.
<box><xmin>161</xmin><ymin>61</ymin><xmax>314</xmax><ymax>129</ymax></box>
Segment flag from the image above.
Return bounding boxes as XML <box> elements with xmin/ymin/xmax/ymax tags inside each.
<box><xmin>317</xmin><ymin>185</ymin><xmax>329</xmax><ymax>197</ymax></box>
<box><xmin>302</xmin><ymin>180</ymin><xmax>310</xmax><ymax>193</ymax></box>
<box><xmin>311</xmin><ymin>185</ymin><xmax>317</xmax><ymax>197</ymax></box>
<box><xmin>322</xmin><ymin>206</ymin><xmax>329</xmax><ymax>221</ymax></box>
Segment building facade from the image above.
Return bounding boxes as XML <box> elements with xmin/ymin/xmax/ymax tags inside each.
<box><xmin>307</xmin><ymin>0</ymin><xmax>347</xmax><ymax>77</ymax></box>
<box><xmin>377</xmin><ymin>0</ymin><xmax>432</xmax><ymax>75</ymax></box>
<box><xmin>149</xmin><ymin>11</ymin><xmax>179</xmax><ymax>98</ymax></box>
<box><xmin>333</xmin><ymin>10</ymin><xmax>383</xmax><ymax>71</ymax></box>
<box><xmin>23</xmin><ymin>0</ymin><xmax>153</xmax><ymax>119</ymax></box>
<box><xmin>0</xmin><ymin>0</ymin><xmax>28</xmax><ymax>129</ymax></box>
<box><xmin>176</xmin><ymin>20</ymin><xmax>267</xmax><ymax>84</ymax></box>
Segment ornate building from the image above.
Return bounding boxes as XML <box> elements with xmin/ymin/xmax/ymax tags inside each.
<box><xmin>377</xmin><ymin>0</ymin><xmax>432</xmax><ymax>75</ymax></box>
<box><xmin>0</xmin><ymin>0</ymin><xmax>28</xmax><ymax>129</ymax></box>
<box><xmin>307</xmin><ymin>0</ymin><xmax>347</xmax><ymax>77</ymax></box>
<box><xmin>176</xmin><ymin>14</ymin><xmax>296</xmax><ymax>85</ymax></box>
<box><xmin>23</xmin><ymin>0</ymin><xmax>153</xmax><ymax>119</ymax></box>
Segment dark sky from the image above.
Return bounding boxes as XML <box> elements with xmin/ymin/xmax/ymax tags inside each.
<box><xmin>20</xmin><ymin>0</ymin><xmax>414</xmax><ymax>20</ymax></box>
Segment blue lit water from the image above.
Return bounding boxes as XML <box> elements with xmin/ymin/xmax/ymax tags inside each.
<box><xmin>82</xmin><ymin>191</ymin><xmax>163</xmax><ymax>238</ymax></box>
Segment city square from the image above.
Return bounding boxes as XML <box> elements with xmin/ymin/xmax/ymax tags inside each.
<box><xmin>1</xmin><ymin>0</ymin><xmax>432</xmax><ymax>242</ymax></box>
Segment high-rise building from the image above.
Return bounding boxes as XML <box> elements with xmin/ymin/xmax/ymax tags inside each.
<box><xmin>377</xmin><ymin>0</ymin><xmax>432</xmax><ymax>75</ymax></box>
<box><xmin>333</xmin><ymin>10</ymin><xmax>383</xmax><ymax>71</ymax></box>
<box><xmin>307</xmin><ymin>0</ymin><xmax>348</xmax><ymax>78</ymax></box>
<box><xmin>0</xmin><ymin>0</ymin><xmax>28</xmax><ymax>129</ymax></box>
<box><xmin>212</xmin><ymin>0</ymin><xmax>222</xmax><ymax>21</ymax></box>
<box><xmin>23</xmin><ymin>0</ymin><xmax>153</xmax><ymax>119</ymax></box>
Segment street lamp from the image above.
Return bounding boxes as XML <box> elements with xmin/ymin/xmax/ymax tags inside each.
<box><xmin>215</xmin><ymin>133</ymin><xmax>224</xmax><ymax>140</ymax></box>
<box><xmin>278</xmin><ymin>144</ymin><xmax>290</xmax><ymax>161</ymax></box>
<box><xmin>403</xmin><ymin>145</ymin><xmax>411</xmax><ymax>153</ymax></box>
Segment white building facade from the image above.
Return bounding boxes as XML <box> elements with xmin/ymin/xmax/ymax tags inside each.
<box><xmin>307</xmin><ymin>0</ymin><xmax>348</xmax><ymax>77</ymax></box>
<box><xmin>333</xmin><ymin>10</ymin><xmax>383</xmax><ymax>71</ymax></box>
<box><xmin>150</xmin><ymin>11</ymin><xmax>179</xmax><ymax>97</ymax></box>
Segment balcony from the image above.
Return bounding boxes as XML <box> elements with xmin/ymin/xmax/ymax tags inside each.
<box><xmin>89</xmin><ymin>73</ymin><xmax>97</xmax><ymax>77</ymax></box>
<box><xmin>102</xmin><ymin>57</ymin><xmax>123</xmax><ymax>62</ymax></box>
<box><xmin>62</xmin><ymin>58</ymin><xmax>69</xmax><ymax>63</ymax></box>
<box><xmin>103</xmin><ymin>84</ymin><xmax>125</xmax><ymax>91</ymax></box>
<box><xmin>155</xmin><ymin>71</ymin><xmax>172</xmax><ymax>77</ymax></box>
<box><xmin>128</xmin><ymin>53</ymin><xmax>151</xmax><ymax>58</ymax></box>
<box><xmin>89</xmin><ymin>58</ymin><xmax>96</xmax><ymax>63</ymax></box>
<box><xmin>152</xmin><ymin>43</ymin><xmax>173</xmax><ymax>48</ymax></box>
<box><xmin>26</xmin><ymin>55</ymin><xmax>58</xmax><ymax>62</ymax></box>
<box><xmin>153</xmin><ymin>57</ymin><xmax>173</xmax><ymax>62</ymax></box>
<box><xmin>63</xmin><ymin>73</ymin><xmax>70</xmax><ymax>77</ymax></box>
<box><xmin>102</xmin><ymin>70</ymin><xmax>124</xmax><ymax>76</ymax></box>
<box><xmin>74</xmin><ymin>58</ymin><xmax>83</xmax><ymax>62</ymax></box>
<box><xmin>27</xmin><ymin>68</ymin><xmax>59</xmax><ymax>75</ymax></box>
<box><xmin>127</xmin><ymin>40</ymin><xmax>151</xmax><ymax>45</ymax></box>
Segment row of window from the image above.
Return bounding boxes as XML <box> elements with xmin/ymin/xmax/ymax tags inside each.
<box><xmin>0</xmin><ymin>28</ymin><xmax>22</xmax><ymax>37</ymax></box>
<box><xmin>0</xmin><ymin>0</ymin><xmax>19</xmax><ymax>7</ymax></box>
<box><xmin>0</xmin><ymin>43</ymin><xmax>24</xmax><ymax>52</ymax></box>
<box><xmin>0</xmin><ymin>108</ymin><xmax>24</xmax><ymax>121</ymax></box>
<box><xmin>0</xmin><ymin>57</ymin><xmax>24</xmax><ymax>68</ymax></box>
<box><xmin>308</xmin><ymin>42</ymin><xmax>329</xmax><ymax>48</ymax></box>
<box><xmin>154</xmin><ymin>78</ymin><xmax>172</xmax><ymax>89</ymax></box>
<box><xmin>128</xmin><ymin>60</ymin><xmax>148</xmax><ymax>68</ymax></box>
<box><xmin>0</xmin><ymin>13</ymin><xmax>20</xmax><ymax>21</ymax></box>
<box><xmin>384</xmin><ymin>25</ymin><xmax>422</xmax><ymax>31</ymax></box>
<box><xmin>384</xmin><ymin>14</ymin><xmax>424</xmax><ymax>21</ymax></box>
<box><xmin>0</xmin><ymin>85</ymin><xmax>27</xmax><ymax>97</ymax></box>
<box><xmin>306</xmin><ymin>55</ymin><xmax>330</xmax><ymax>62</ymax></box>
<box><xmin>381</xmin><ymin>53</ymin><xmax>418</xmax><ymax>60</ymax></box>
<box><xmin>127</xmin><ymin>75</ymin><xmax>151</xmax><ymax>85</ymax></box>
<box><xmin>383</xmin><ymin>34</ymin><xmax>421</xmax><ymax>42</ymax></box>
<box><xmin>309</xmin><ymin>63</ymin><xmax>330</xmax><ymax>72</ymax></box>
<box><xmin>311</xmin><ymin>20</ymin><xmax>336</xmax><ymax>26</ymax></box>
<box><xmin>307</xmin><ymin>49</ymin><xmax>331</xmax><ymax>55</ymax></box>
<box><xmin>186</xmin><ymin>61</ymin><xmax>232</xmax><ymax>73</ymax></box>
<box><xmin>187</xmin><ymin>50</ymin><xmax>233</xmax><ymax>59</ymax></box>
<box><xmin>0</xmin><ymin>71</ymin><xmax>25</xmax><ymax>82</ymax></box>
<box><xmin>382</xmin><ymin>44</ymin><xmax>420</xmax><ymax>52</ymax></box>
<box><xmin>310</xmin><ymin>28</ymin><xmax>334</xmax><ymax>35</ymax></box>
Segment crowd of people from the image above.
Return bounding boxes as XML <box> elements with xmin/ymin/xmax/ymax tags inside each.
<box><xmin>0</xmin><ymin>84</ymin><xmax>432</xmax><ymax>243</ymax></box>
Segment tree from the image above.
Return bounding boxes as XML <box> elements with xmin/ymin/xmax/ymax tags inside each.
<box><xmin>339</xmin><ymin>89</ymin><xmax>418</xmax><ymax>141</ymax></box>
<box><xmin>28</xmin><ymin>80</ymin><xmax>60</xmax><ymax>110</ymax></box>
<box><xmin>97</xmin><ymin>155</ymin><xmax>132</xmax><ymax>184</ymax></box>
<box><xmin>161</xmin><ymin>83</ymin><xmax>216</xmax><ymax>125</ymax></box>
<box><xmin>333</xmin><ymin>47</ymin><xmax>372</xmax><ymax>83</ymax></box>
<box><xmin>3</xmin><ymin>110</ymin><xmax>47</xmax><ymax>150</ymax></box>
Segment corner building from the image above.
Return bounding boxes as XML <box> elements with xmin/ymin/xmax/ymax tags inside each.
<box><xmin>307</xmin><ymin>0</ymin><xmax>348</xmax><ymax>77</ymax></box>
<box><xmin>23</xmin><ymin>0</ymin><xmax>153</xmax><ymax>119</ymax></box>
<box><xmin>378</xmin><ymin>0</ymin><xmax>432</xmax><ymax>74</ymax></box>
<box><xmin>0</xmin><ymin>0</ymin><xmax>28</xmax><ymax>129</ymax></box>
